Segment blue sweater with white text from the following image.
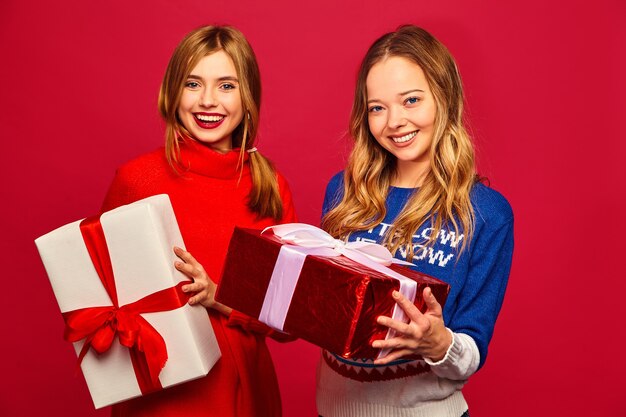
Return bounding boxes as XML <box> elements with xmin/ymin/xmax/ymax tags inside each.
<box><xmin>322</xmin><ymin>172</ymin><xmax>514</xmax><ymax>368</ymax></box>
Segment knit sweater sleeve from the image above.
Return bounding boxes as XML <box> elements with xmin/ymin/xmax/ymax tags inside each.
<box><xmin>424</xmin><ymin>328</ymin><xmax>480</xmax><ymax>380</ymax></box>
<box><xmin>227</xmin><ymin>311</ymin><xmax>296</xmax><ymax>341</ymax></box>
<box><xmin>446</xmin><ymin>187</ymin><xmax>514</xmax><ymax>371</ymax></box>
<box><xmin>278</xmin><ymin>173</ymin><xmax>298</xmax><ymax>223</ymax></box>
<box><xmin>100</xmin><ymin>166</ymin><xmax>139</xmax><ymax>212</ymax></box>
<box><xmin>226</xmin><ymin>172</ymin><xmax>298</xmax><ymax>342</ymax></box>
<box><xmin>322</xmin><ymin>172</ymin><xmax>344</xmax><ymax>216</ymax></box>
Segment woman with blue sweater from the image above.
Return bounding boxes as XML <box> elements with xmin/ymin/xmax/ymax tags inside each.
<box><xmin>316</xmin><ymin>25</ymin><xmax>514</xmax><ymax>417</ymax></box>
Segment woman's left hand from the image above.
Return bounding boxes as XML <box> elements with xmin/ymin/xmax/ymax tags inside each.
<box><xmin>173</xmin><ymin>246</ymin><xmax>232</xmax><ymax>316</ymax></box>
<box><xmin>372</xmin><ymin>287</ymin><xmax>452</xmax><ymax>365</ymax></box>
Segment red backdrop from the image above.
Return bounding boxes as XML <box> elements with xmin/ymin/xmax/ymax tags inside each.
<box><xmin>2</xmin><ymin>0</ymin><xmax>624</xmax><ymax>416</ymax></box>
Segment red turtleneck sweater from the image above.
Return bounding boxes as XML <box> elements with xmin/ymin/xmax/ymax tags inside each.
<box><xmin>101</xmin><ymin>139</ymin><xmax>297</xmax><ymax>417</ymax></box>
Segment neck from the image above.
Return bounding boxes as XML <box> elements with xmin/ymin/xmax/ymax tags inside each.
<box><xmin>391</xmin><ymin>160</ymin><xmax>430</xmax><ymax>188</ymax></box>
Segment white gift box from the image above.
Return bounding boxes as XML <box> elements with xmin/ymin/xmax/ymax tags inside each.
<box><xmin>35</xmin><ymin>194</ymin><xmax>221</xmax><ymax>409</ymax></box>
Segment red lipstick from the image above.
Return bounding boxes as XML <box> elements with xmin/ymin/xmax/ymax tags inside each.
<box><xmin>193</xmin><ymin>112</ymin><xmax>225</xmax><ymax>129</ymax></box>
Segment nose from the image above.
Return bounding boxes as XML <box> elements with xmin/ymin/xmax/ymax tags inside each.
<box><xmin>199</xmin><ymin>87</ymin><xmax>217</xmax><ymax>108</ymax></box>
<box><xmin>387</xmin><ymin>106</ymin><xmax>407</xmax><ymax>129</ymax></box>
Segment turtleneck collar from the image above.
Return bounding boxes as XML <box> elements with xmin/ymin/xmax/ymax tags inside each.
<box><xmin>177</xmin><ymin>138</ymin><xmax>249</xmax><ymax>179</ymax></box>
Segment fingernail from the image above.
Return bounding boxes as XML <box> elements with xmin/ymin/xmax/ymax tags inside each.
<box><xmin>392</xmin><ymin>290</ymin><xmax>400</xmax><ymax>298</ymax></box>
<box><xmin>175</xmin><ymin>261</ymin><xmax>182</xmax><ymax>268</ymax></box>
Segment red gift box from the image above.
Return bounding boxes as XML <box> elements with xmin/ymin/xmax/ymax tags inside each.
<box><xmin>216</xmin><ymin>225</ymin><xmax>449</xmax><ymax>359</ymax></box>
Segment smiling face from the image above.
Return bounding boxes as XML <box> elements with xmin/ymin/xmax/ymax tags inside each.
<box><xmin>177</xmin><ymin>50</ymin><xmax>244</xmax><ymax>153</ymax></box>
<box><xmin>366</xmin><ymin>56</ymin><xmax>437</xmax><ymax>186</ymax></box>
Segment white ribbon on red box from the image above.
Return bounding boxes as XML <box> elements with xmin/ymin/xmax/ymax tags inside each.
<box><xmin>259</xmin><ymin>223</ymin><xmax>416</xmax><ymax>358</ymax></box>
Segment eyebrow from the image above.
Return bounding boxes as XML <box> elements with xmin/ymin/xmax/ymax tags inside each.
<box><xmin>400</xmin><ymin>89</ymin><xmax>424</xmax><ymax>95</ymax></box>
<box><xmin>367</xmin><ymin>89</ymin><xmax>425</xmax><ymax>104</ymax></box>
<box><xmin>187</xmin><ymin>75</ymin><xmax>239</xmax><ymax>83</ymax></box>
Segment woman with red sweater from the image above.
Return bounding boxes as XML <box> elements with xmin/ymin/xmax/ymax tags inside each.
<box><xmin>101</xmin><ymin>25</ymin><xmax>296</xmax><ymax>417</ymax></box>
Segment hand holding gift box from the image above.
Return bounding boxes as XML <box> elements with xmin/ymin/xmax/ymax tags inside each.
<box><xmin>215</xmin><ymin>223</ymin><xmax>450</xmax><ymax>359</ymax></box>
<box><xmin>35</xmin><ymin>194</ymin><xmax>221</xmax><ymax>409</ymax></box>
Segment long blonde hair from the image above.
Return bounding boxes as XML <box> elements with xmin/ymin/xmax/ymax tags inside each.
<box><xmin>322</xmin><ymin>25</ymin><xmax>476</xmax><ymax>260</ymax></box>
<box><xmin>158</xmin><ymin>25</ymin><xmax>283</xmax><ymax>220</ymax></box>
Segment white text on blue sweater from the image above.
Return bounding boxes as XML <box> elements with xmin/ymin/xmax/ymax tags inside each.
<box><xmin>355</xmin><ymin>222</ymin><xmax>463</xmax><ymax>268</ymax></box>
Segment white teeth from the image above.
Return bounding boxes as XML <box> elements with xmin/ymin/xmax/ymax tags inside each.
<box><xmin>196</xmin><ymin>114</ymin><xmax>224</xmax><ymax>122</ymax></box>
<box><xmin>391</xmin><ymin>131</ymin><xmax>417</xmax><ymax>143</ymax></box>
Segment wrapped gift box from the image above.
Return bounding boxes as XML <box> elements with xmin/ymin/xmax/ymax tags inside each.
<box><xmin>216</xmin><ymin>226</ymin><xmax>449</xmax><ymax>359</ymax></box>
<box><xmin>35</xmin><ymin>194</ymin><xmax>221</xmax><ymax>409</ymax></box>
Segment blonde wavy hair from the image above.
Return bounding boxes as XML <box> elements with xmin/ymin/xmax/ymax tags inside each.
<box><xmin>158</xmin><ymin>25</ymin><xmax>283</xmax><ymax>220</ymax></box>
<box><xmin>322</xmin><ymin>25</ymin><xmax>477</xmax><ymax>260</ymax></box>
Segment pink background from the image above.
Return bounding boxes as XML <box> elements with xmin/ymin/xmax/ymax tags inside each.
<box><xmin>2</xmin><ymin>0</ymin><xmax>625</xmax><ymax>416</ymax></box>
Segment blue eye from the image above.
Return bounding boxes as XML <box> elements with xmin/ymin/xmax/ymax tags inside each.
<box><xmin>185</xmin><ymin>81</ymin><xmax>200</xmax><ymax>89</ymax></box>
<box><xmin>369</xmin><ymin>105</ymin><xmax>383</xmax><ymax>113</ymax></box>
<box><xmin>405</xmin><ymin>97</ymin><xmax>420</xmax><ymax>105</ymax></box>
<box><xmin>221</xmin><ymin>83</ymin><xmax>236</xmax><ymax>90</ymax></box>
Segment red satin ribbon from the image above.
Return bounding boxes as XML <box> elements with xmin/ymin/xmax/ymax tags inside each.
<box><xmin>62</xmin><ymin>215</ymin><xmax>190</xmax><ymax>394</ymax></box>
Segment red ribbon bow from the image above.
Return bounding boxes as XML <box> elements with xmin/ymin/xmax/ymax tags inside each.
<box><xmin>61</xmin><ymin>215</ymin><xmax>190</xmax><ymax>394</ymax></box>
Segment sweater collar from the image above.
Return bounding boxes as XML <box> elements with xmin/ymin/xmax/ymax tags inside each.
<box><xmin>178</xmin><ymin>138</ymin><xmax>249</xmax><ymax>179</ymax></box>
